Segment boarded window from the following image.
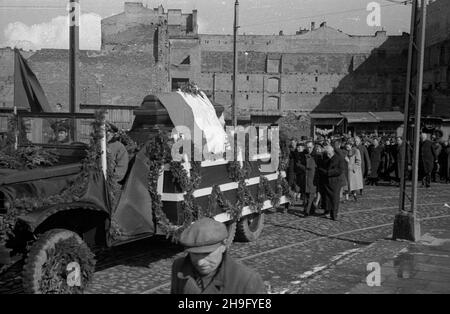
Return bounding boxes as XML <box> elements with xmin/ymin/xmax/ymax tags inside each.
<box><xmin>267</xmin><ymin>77</ymin><xmax>280</xmax><ymax>93</ymax></box>
<box><xmin>267</xmin><ymin>59</ymin><xmax>280</xmax><ymax>73</ymax></box>
<box><xmin>266</xmin><ymin>96</ymin><xmax>280</xmax><ymax>110</ymax></box>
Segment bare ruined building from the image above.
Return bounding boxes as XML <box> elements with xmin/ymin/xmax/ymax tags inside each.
<box><xmin>0</xmin><ymin>2</ymin><xmax>191</xmax><ymax>129</ymax></box>
<box><xmin>172</xmin><ymin>21</ymin><xmax>409</xmax><ymax>136</ymax></box>
<box><xmin>1</xmin><ymin>2</ymin><xmax>411</xmax><ymax>136</ymax></box>
<box><xmin>423</xmin><ymin>0</ymin><xmax>450</xmax><ymax>120</ymax></box>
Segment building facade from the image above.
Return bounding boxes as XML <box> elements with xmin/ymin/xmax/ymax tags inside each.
<box><xmin>1</xmin><ymin>2</ymin><xmax>410</xmax><ymax>137</ymax></box>
<box><xmin>424</xmin><ymin>0</ymin><xmax>450</xmax><ymax>116</ymax></box>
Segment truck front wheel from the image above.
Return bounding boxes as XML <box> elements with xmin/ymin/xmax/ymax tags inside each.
<box><xmin>22</xmin><ymin>229</ymin><xmax>95</xmax><ymax>294</ymax></box>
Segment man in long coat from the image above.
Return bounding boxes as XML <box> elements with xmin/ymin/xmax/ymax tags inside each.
<box><xmin>171</xmin><ymin>218</ymin><xmax>266</xmax><ymax>294</ymax></box>
<box><xmin>394</xmin><ymin>136</ymin><xmax>411</xmax><ymax>184</ymax></box>
<box><xmin>287</xmin><ymin>139</ymin><xmax>299</xmax><ymax>198</ymax></box>
<box><xmin>355</xmin><ymin>136</ymin><xmax>371</xmax><ymax>194</ymax></box>
<box><xmin>419</xmin><ymin>132</ymin><xmax>437</xmax><ymax>188</ymax></box>
<box><xmin>368</xmin><ymin>138</ymin><xmax>384</xmax><ymax>185</ymax></box>
<box><xmin>431</xmin><ymin>136</ymin><xmax>442</xmax><ymax>182</ymax></box>
<box><xmin>333</xmin><ymin>139</ymin><xmax>347</xmax><ymax>199</ymax></box>
<box><xmin>318</xmin><ymin>145</ymin><xmax>346</xmax><ymax>221</ymax></box>
<box><xmin>296</xmin><ymin>141</ymin><xmax>317</xmax><ymax>216</ymax></box>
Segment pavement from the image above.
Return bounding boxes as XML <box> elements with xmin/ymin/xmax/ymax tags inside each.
<box><xmin>348</xmin><ymin>225</ymin><xmax>450</xmax><ymax>294</ymax></box>
<box><xmin>284</xmin><ymin>216</ymin><xmax>450</xmax><ymax>294</ymax></box>
<box><xmin>1</xmin><ymin>182</ymin><xmax>450</xmax><ymax>294</ymax></box>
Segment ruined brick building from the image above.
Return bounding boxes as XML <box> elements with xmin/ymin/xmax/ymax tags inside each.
<box><xmin>1</xmin><ymin>1</ymin><xmax>448</xmax><ymax>137</ymax></box>
<box><xmin>423</xmin><ymin>0</ymin><xmax>450</xmax><ymax>119</ymax></box>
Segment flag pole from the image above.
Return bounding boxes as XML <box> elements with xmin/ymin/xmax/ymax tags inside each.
<box><xmin>69</xmin><ymin>0</ymin><xmax>80</xmax><ymax>141</ymax></box>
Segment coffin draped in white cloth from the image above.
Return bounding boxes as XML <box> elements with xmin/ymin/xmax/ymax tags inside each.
<box><xmin>156</xmin><ymin>91</ymin><xmax>227</xmax><ymax>155</ymax></box>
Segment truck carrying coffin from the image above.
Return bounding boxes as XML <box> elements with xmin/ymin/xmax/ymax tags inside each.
<box><xmin>0</xmin><ymin>90</ymin><xmax>290</xmax><ymax>294</ymax></box>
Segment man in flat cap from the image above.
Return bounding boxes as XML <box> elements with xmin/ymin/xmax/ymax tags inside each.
<box><xmin>106</xmin><ymin>122</ymin><xmax>129</xmax><ymax>184</ymax></box>
<box><xmin>171</xmin><ymin>218</ymin><xmax>266</xmax><ymax>294</ymax></box>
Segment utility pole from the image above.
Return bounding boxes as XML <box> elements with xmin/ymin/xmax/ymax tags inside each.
<box><xmin>393</xmin><ymin>0</ymin><xmax>427</xmax><ymax>241</ymax></box>
<box><xmin>232</xmin><ymin>0</ymin><xmax>239</xmax><ymax>127</ymax></box>
<box><xmin>69</xmin><ymin>0</ymin><xmax>79</xmax><ymax>141</ymax></box>
<box><xmin>398</xmin><ymin>0</ymin><xmax>417</xmax><ymax>214</ymax></box>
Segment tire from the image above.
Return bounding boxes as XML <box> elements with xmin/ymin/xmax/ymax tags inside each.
<box><xmin>225</xmin><ymin>221</ymin><xmax>236</xmax><ymax>248</ymax></box>
<box><xmin>236</xmin><ymin>212</ymin><xmax>265</xmax><ymax>242</ymax></box>
<box><xmin>22</xmin><ymin>229</ymin><xmax>96</xmax><ymax>294</ymax></box>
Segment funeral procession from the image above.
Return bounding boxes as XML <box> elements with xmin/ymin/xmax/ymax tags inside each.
<box><xmin>0</xmin><ymin>0</ymin><xmax>450</xmax><ymax>297</ymax></box>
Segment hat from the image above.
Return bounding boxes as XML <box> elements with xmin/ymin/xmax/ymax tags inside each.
<box><xmin>51</xmin><ymin>120</ymin><xmax>70</xmax><ymax>133</ymax></box>
<box><xmin>179</xmin><ymin>218</ymin><xmax>228</xmax><ymax>253</ymax></box>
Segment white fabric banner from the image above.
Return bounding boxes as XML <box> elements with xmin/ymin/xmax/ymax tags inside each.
<box><xmin>176</xmin><ymin>91</ymin><xmax>227</xmax><ymax>155</ymax></box>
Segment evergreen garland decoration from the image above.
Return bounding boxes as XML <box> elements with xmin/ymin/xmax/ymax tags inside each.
<box><xmin>38</xmin><ymin>235</ymin><xmax>95</xmax><ymax>294</ymax></box>
<box><xmin>208</xmin><ymin>184</ymin><xmax>240</xmax><ymax>222</ymax></box>
<box><xmin>0</xmin><ymin>111</ymin><xmax>107</xmax><ymax>243</ymax></box>
<box><xmin>0</xmin><ymin>115</ymin><xmax>59</xmax><ymax>170</ymax></box>
<box><xmin>170</xmin><ymin>161</ymin><xmax>193</xmax><ymax>192</ymax></box>
<box><xmin>0</xmin><ymin>146</ymin><xmax>60</xmax><ymax>170</ymax></box>
<box><xmin>141</xmin><ymin>131</ymin><xmax>205</xmax><ymax>241</ymax></box>
<box><xmin>143</xmin><ymin>132</ymin><xmax>179</xmax><ymax>239</ymax></box>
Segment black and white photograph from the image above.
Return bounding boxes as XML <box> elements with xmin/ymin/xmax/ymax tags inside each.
<box><xmin>0</xmin><ymin>0</ymin><xmax>449</xmax><ymax>297</ymax></box>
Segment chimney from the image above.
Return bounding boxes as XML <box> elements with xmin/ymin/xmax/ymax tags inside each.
<box><xmin>320</xmin><ymin>21</ymin><xmax>327</xmax><ymax>28</ymax></box>
<box><xmin>279</xmin><ymin>30</ymin><xmax>284</xmax><ymax>36</ymax></box>
<box><xmin>311</xmin><ymin>22</ymin><xmax>315</xmax><ymax>30</ymax></box>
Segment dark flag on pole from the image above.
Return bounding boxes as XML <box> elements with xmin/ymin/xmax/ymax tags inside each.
<box><xmin>14</xmin><ymin>48</ymin><xmax>52</xmax><ymax>112</ymax></box>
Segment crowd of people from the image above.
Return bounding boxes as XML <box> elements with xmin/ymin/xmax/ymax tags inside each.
<box><xmin>285</xmin><ymin>132</ymin><xmax>450</xmax><ymax>221</ymax></box>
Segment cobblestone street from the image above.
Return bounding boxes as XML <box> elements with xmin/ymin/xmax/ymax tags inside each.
<box><xmin>1</xmin><ymin>183</ymin><xmax>449</xmax><ymax>294</ymax></box>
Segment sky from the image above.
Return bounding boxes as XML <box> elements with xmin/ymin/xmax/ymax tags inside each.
<box><xmin>0</xmin><ymin>0</ymin><xmax>412</xmax><ymax>50</ymax></box>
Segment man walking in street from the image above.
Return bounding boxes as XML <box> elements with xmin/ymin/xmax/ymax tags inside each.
<box><xmin>318</xmin><ymin>145</ymin><xmax>346</xmax><ymax>221</ymax></box>
<box><xmin>419</xmin><ymin>132</ymin><xmax>437</xmax><ymax>188</ymax></box>
<box><xmin>394</xmin><ymin>136</ymin><xmax>411</xmax><ymax>185</ymax></box>
<box><xmin>296</xmin><ymin>140</ymin><xmax>317</xmax><ymax>216</ymax></box>
<box><xmin>332</xmin><ymin>138</ymin><xmax>347</xmax><ymax>201</ymax></box>
<box><xmin>171</xmin><ymin>218</ymin><xmax>266</xmax><ymax>294</ymax></box>
<box><xmin>431</xmin><ymin>135</ymin><xmax>442</xmax><ymax>183</ymax></box>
